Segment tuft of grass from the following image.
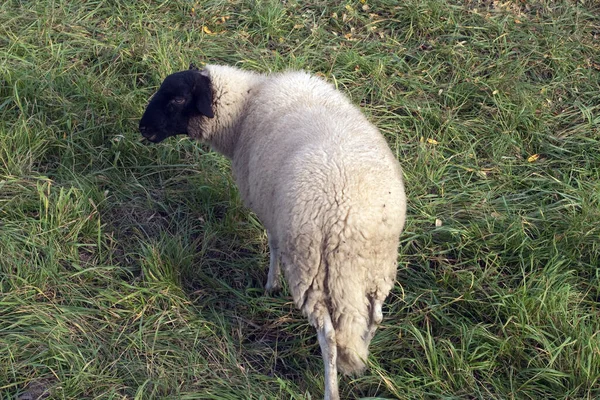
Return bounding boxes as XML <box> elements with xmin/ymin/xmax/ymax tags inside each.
<box><xmin>1</xmin><ymin>0</ymin><xmax>599</xmax><ymax>398</ymax></box>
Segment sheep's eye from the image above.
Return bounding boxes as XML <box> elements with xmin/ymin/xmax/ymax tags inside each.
<box><xmin>171</xmin><ymin>97</ymin><xmax>186</xmax><ymax>105</ymax></box>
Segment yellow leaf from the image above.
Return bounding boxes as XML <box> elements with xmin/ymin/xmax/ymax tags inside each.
<box><xmin>203</xmin><ymin>26</ymin><xmax>213</xmax><ymax>34</ymax></box>
<box><xmin>527</xmin><ymin>154</ymin><xmax>540</xmax><ymax>163</ymax></box>
<box><xmin>345</xmin><ymin>4</ymin><xmax>354</xmax><ymax>12</ymax></box>
<box><xmin>426</xmin><ymin>138</ymin><xmax>439</xmax><ymax>145</ymax></box>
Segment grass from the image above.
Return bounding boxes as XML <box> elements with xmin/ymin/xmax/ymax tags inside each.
<box><xmin>1</xmin><ymin>0</ymin><xmax>599</xmax><ymax>398</ymax></box>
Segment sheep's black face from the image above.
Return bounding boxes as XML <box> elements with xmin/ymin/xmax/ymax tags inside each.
<box><xmin>139</xmin><ymin>69</ymin><xmax>214</xmax><ymax>143</ymax></box>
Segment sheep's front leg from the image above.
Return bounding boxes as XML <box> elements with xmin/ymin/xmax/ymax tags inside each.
<box><xmin>265</xmin><ymin>231</ymin><xmax>282</xmax><ymax>293</ymax></box>
<box><xmin>317</xmin><ymin>309</ymin><xmax>339</xmax><ymax>400</ymax></box>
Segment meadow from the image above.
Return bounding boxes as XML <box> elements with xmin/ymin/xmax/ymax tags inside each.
<box><xmin>1</xmin><ymin>0</ymin><xmax>599</xmax><ymax>398</ymax></box>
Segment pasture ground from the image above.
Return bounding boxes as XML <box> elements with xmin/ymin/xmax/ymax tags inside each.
<box><xmin>1</xmin><ymin>0</ymin><xmax>599</xmax><ymax>398</ymax></box>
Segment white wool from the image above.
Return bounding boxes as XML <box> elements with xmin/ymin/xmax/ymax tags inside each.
<box><xmin>188</xmin><ymin>65</ymin><xmax>406</xmax><ymax>399</ymax></box>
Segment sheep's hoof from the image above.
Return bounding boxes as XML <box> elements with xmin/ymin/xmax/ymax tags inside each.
<box><xmin>265</xmin><ymin>281</ymin><xmax>282</xmax><ymax>296</ymax></box>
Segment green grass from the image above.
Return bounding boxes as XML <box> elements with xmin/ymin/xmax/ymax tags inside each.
<box><xmin>1</xmin><ymin>0</ymin><xmax>599</xmax><ymax>398</ymax></box>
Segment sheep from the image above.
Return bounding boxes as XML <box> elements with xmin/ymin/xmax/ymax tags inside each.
<box><xmin>139</xmin><ymin>63</ymin><xmax>407</xmax><ymax>400</ymax></box>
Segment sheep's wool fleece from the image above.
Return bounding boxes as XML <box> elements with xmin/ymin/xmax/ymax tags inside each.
<box><xmin>190</xmin><ymin>65</ymin><xmax>406</xmax><ymax>374</ymax></box>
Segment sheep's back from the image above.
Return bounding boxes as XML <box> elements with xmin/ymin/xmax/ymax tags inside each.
<box><xmin>232</xmin><ymin>70</ymin><xmax>405</xmax><ymax>232</ymax></box>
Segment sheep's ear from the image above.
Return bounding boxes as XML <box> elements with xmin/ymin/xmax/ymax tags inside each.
<box><xmin>193</xmin><ymin>72</ymin><xmax>214</xmax><ymax>118</ymax></box>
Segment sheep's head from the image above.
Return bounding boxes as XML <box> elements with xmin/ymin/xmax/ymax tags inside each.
<box><xmin>139</xmin><ymin>66</ymin><xmax>214</xmax><ymax>143</ymax></box>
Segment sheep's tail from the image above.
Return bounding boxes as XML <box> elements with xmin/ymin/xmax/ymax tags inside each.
<box><xmin>324</xmin><ymin>241</ymin><xmax>389</xmax><ymax>376</ymax></box>
<box><xmin>334</xmin><ymin>314</ymin><xmax>371</xmax><ymax>375</ymax></box>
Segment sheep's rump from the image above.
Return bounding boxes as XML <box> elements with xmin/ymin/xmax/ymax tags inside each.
<box><xmin>278</xmin><ymin>147</ymin><xmax>404</xmax><ymax>374</ymax></box>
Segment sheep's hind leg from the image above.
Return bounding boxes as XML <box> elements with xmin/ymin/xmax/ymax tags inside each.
<box><xmin>317</xmin><ymin>308</ymin><xmax>339</xmax><ymax>400</ymax></box>
<box><xmin>265</xmin><ymin>231</ymin><xmax>282</xmax><ymax>293</ymax></box>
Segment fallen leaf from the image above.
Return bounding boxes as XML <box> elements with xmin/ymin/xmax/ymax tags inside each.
<box><xmin>527</xmin><ymin>154</ymin><xmax>540</xmax><ymax>163</ymax></box>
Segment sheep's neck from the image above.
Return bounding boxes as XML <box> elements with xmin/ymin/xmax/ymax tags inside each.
<box><xmin>191</xmin><ymin>66</ymin><xmax>265</xmax><ymax>159</ymax></box>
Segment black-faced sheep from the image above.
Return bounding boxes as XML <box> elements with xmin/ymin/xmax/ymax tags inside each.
<box><xmin>139</xmin><ymin>64</ymin><xmax>407</xmax><ymax>400</ymax></box>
